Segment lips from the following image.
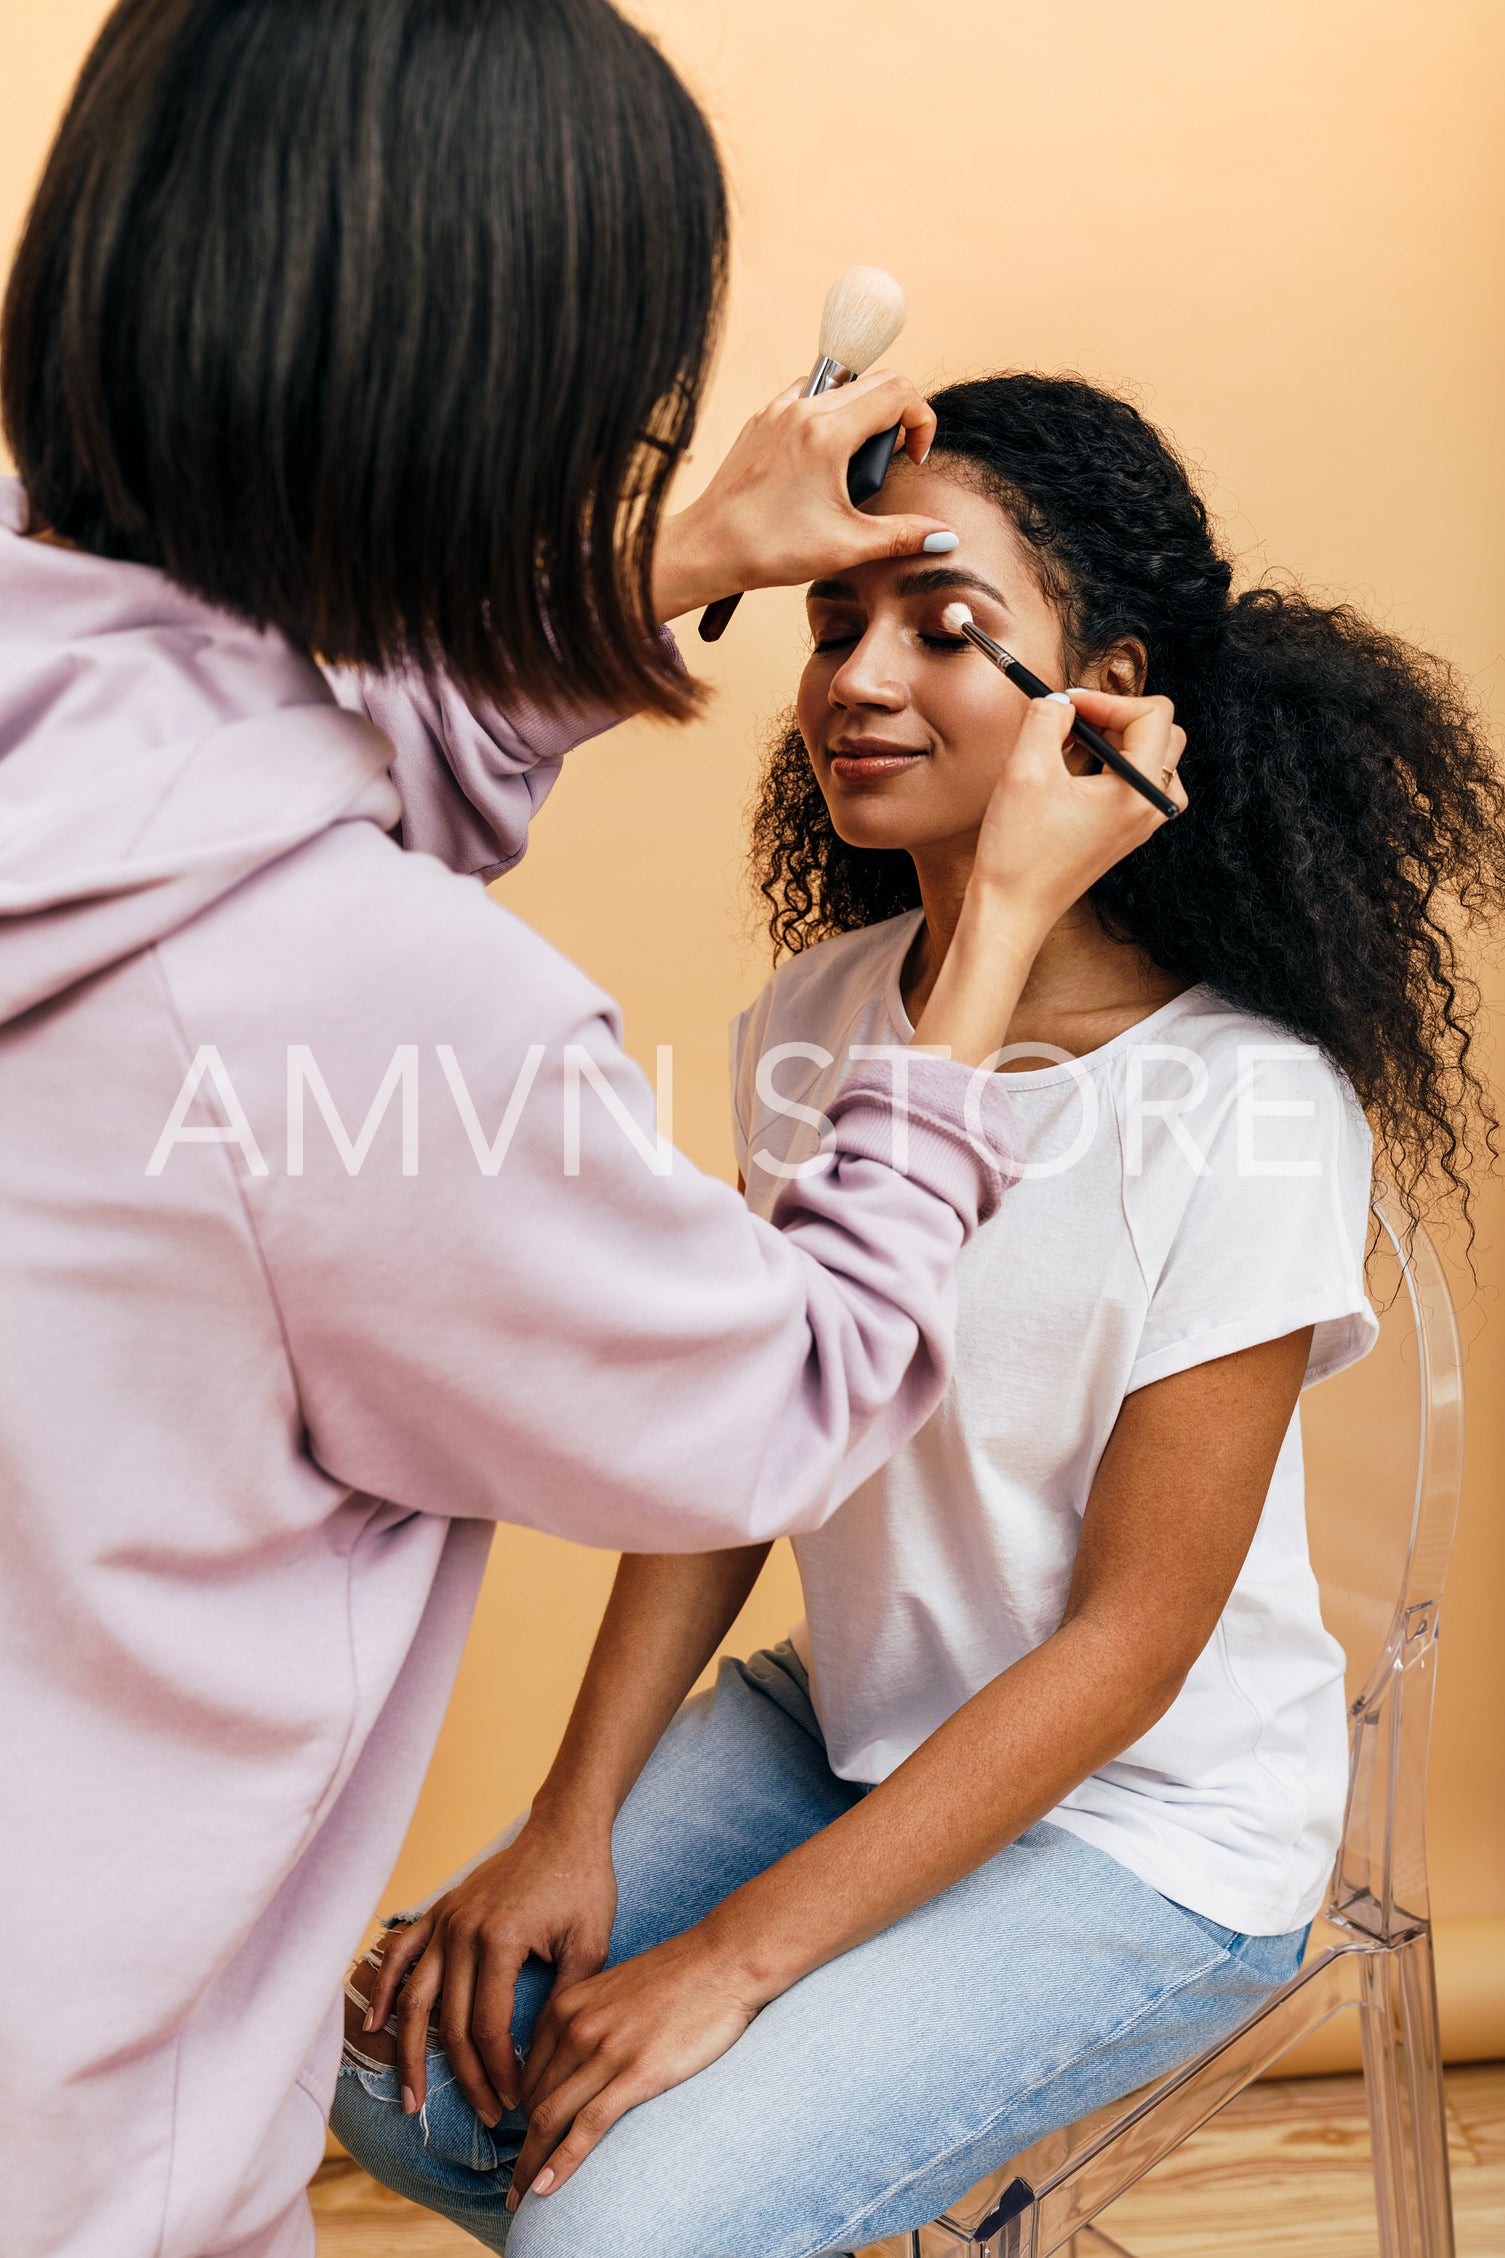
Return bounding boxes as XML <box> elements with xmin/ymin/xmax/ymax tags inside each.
<box><xmin>826</xmin><ymin>740</ymin><xmax>928</xmax><ymax>780</ymax></box>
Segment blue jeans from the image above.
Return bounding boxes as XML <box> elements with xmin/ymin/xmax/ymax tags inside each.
<box><xmin>332</xmin><ymin>1644</ymin><xmax>1306</xmax><ymax>2258</ymax></box>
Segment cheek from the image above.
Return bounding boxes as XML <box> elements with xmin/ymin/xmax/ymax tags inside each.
<box><xmin>930</xmin><ymin>664</ymin><xmax>1028</xmax><ymax>801</ymax></box>
<box><xmin>938</xmin><ymin>659</ymin><xmax>1017</xmax><ymax>736</ymax></box>
<box><xmin>795</xmin><ymin>659</ymin><xmax>829</xmax><ymax>747</ymax></box>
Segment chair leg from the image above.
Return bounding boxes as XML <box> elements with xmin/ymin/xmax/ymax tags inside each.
<box><xmin>1359</xmin><ymin>1933</ymin><xmax>1456</xmax><ymax>2258</ymax></box>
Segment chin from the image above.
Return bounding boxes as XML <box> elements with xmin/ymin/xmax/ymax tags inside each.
<box><xmin>827</xmin><ymin>809</ymin><xmax>921</xmax><ymax>855</ymax></box>
<box><xmin>820</xmin><ymin>781</ymin><xmax>935</xmax><ymax>858</ymax></box>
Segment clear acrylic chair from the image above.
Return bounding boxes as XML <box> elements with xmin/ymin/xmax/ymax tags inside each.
<box><xmin>891</xmin><ymin>1198</ymin><xmax>1465</xmax><ymax>2258</ymax></box>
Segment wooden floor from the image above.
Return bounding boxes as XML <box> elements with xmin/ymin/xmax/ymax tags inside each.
<box><xmin>310</xmin><ymin>2061</ymin><xmax>1504</xmax><ymax>2255</ymax></box>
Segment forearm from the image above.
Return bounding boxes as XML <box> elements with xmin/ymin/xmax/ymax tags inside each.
<box><xmin>531</xmin><ymin>1547</ymin><xmax>771</xmax><ymax>1834</ymax></box>
<box><xmin>651</xmin><ymin>506</ymin><xmax>736</xmax><ymax>622</ymax></box>
<box><xmin>698</xmin><ymin>1616</ymin><xmax>1173</xmax><ymax>2000</ymax></box>
<box><xmin>698</xmin><ymin>1329</ymin><xmax>1313</xmax><ymax>1997</ymax></box>
<box><xmin>910</xmin><ymin>883</ymin><xmax>1043</xmax><ymax>1068</ymax></box>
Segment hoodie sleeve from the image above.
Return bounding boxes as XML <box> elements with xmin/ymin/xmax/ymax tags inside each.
<box><xmin>324</xmin><ymin>648</ymin><xmax>672</xmax><ymax>881</ymax></box>
<box><xmin>184</xmin><ymin>828</ymin><xmax>1021</xmax><ymax>1554</ymax></box>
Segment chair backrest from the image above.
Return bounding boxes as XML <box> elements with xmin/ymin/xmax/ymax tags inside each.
<box><xmin>1298</xmin><ymin>1197</ymin><xmax>1465</xmax><ymax>1942</ymax></box>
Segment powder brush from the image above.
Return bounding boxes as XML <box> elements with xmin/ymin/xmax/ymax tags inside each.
<box><xmin>698</xmin><ymin>266</ymin><xmax>909</xmax><ymax>643</ymax></box>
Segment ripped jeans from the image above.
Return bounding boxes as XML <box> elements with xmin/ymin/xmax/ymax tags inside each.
<box><xmin>332</xmin><ymin>1644</ymin><xmax>1307</xmax><ymax>2258</ymax></box>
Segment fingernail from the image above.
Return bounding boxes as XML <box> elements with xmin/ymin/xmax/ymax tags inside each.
<box><xmin>920</xmin><ymin>441</ymin><xmax>933</xmax><ymax>463</ymax></box>
<box><xmin>401</xmin><ymin>2085</ymin><xmax>417</xmax><ymax>2115</ymax></box>
<box><xmin>506</xmin><ymin>2190</ymin><xmax>519</xmax><ymax>2214</ymax></box>
<box><xmin>1046</xmin><ymin>691</ymin><xmax>1073</xmax><ymax>707</ymax></box>
<box><xmin>922</xmin><ymin>531</ymin><xmax>958</xmax><ymax>554</ymax></box>
<box><xmin>532</xmin><ymin>2169</ymin><xmax>556</xmax><ymax>2196</ymax></box>
<box><xmin>363</xmin><ymin>2008</ymin><xmax>376</xmax><ymax>2031</ymax></box>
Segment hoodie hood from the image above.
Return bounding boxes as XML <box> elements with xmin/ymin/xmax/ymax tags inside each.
<box><xmin>0</xmin><ymin>480</ymin><xmax>400</xmax><ymax>1025</ymax></box>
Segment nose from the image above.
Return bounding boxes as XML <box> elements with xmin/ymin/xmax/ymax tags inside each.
<box><xmin>827</xmin><ymin>623</ymin><xmax>909</xmax><ymax>715</ymax></box>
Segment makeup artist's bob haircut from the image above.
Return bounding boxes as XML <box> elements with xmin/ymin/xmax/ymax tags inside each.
<box><xmin>0</xmin><ymin>0</ymin><xmax>725</xmax><ymax>719</ymax></box>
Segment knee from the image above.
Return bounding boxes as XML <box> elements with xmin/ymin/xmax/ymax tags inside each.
<box><xmin>506</xmin><ymin>2154</ymin><xmax>660</xmax><ymax>2258</ymax></box>
<box><xmin>506</xmin><ymin>2135</ymin><xmax>756</xmax><ymax>2258</ymax></box>
<box><xmin>330</xmin><ymin>2061</ymin><xmax>422</xmax><ymax>2191</ymax></box>
<box><xmin>331</xmin><ymin>2056</ymin><xmax>504</xmax><ymax>2191</ymax></box>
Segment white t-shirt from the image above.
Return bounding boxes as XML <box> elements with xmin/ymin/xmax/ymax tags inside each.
<box><xmin>731</xmin><ymin>910</ymin><xmax>1377</xmax><ymax>1935</ymax></box>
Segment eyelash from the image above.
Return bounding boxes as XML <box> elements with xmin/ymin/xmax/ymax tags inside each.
<box><xmin>812</xmin><ymin>633</ymin><xmax>967</xmax><ymax>654</ymax></box>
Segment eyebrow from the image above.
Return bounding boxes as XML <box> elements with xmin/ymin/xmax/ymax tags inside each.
<box><xmin>806</xmin><ymin>565</ymin><xmax>1011</xmax><ymax>608</ymax></box>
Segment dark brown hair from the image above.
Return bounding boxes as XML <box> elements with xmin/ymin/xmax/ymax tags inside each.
<box><xmin>752</xmin><ymin>373</ymin><xmax>1505</xmax><ymax>1225</ymax></box>
<box><xmin>1</xmin><ymin>0</ymin><xmax>726</xmax><ymax>719</ymax></box>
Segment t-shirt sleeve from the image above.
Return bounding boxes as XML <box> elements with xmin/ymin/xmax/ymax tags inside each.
<box><xmin>1126</xmin><ymin>1035</ymin><xmax>1378</xmax><ymax>1394</ymax></box>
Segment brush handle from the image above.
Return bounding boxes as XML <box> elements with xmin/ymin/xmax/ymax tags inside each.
<box><xmin>846</xmin><ymin>420</ymin><xmax>903</xmax><ymax>506</ymax></box>
<box><xmin>698</xmin><ymin>589</ymin><xmax>741</xmax><ymax>642</ymax></box>
<box><xmin>1002</xmin><ymin>655</ymin><xmax>1179</xmax><ymax>819</ymax></box>
<box><xmin>697</xmin><ymin>419</ymin><xmax>903</xmax><ymax>643</ymax></box>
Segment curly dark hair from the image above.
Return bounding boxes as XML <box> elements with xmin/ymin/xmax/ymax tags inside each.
<box><xmin>750</xmin><ymin>372</ymin><xmax>1505</xmax><ymax>1228</ymax></box>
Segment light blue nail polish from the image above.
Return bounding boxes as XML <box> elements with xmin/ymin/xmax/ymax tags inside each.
<box><xmin>922</xmin><ymin>531</ymin><xmax>959</xmax><ymax>554</ymax></box>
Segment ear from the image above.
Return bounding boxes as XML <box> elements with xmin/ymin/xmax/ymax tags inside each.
<box><xmin>1101</xmin><ymin>640</ymin><xmax>1148</xmax><ymax>696</ymax></box>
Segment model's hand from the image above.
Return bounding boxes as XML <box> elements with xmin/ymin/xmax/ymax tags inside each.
<box><xmin>506</xmin><ymin>1929</ymin><xmax>761</xmax><ymax>2210</ymax></box>
<box><xmin>364</xmin><ymin>1816</ymin><xmax>619</xmax><ymax>2123</ymax></box>
<box><xmin>651</xmin><ymin>372</ymin><xmax>954</xmax><ymax>621</ymax></box>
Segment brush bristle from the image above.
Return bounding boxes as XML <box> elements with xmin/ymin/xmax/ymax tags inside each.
<box><xmin>818</xmin><ymin>266</ymin><xmax>907</xmax><ymax>374</ymax></box>
<box><xmin>941</xmin><ymin>601</ymin><xmax>974</xmax><ymax>634</ymax></box>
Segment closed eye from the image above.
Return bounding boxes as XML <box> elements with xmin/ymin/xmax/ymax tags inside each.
<box><xmin>812</xmin><ymin>631</ymin><xmax>969</xmax><ymax>654</ymax></box>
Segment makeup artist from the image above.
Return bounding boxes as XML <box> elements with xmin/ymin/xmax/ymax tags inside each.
<box><xmin>0</xmin><ymin>3</ymin><xmax>1183</xmax><ymax>2254</ymax></box>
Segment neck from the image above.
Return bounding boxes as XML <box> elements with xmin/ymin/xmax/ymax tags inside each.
<box><xmin>903</xmin><ymin>836</ymin><xmax>1185</xmax><ymax>1054</ymax></box>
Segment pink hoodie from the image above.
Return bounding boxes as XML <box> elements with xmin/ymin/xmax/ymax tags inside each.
<box><xmin>0</xmin><ymin>480</ymin><xmax>1018</xmax><ymax>2257</ymax></box>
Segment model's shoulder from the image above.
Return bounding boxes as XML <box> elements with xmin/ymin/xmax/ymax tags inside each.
<box><xmin>753</xmin><ymin>913</ymin><xmax>919</xmax><ymax>1028</ymax></box>
<box><xmin>1125</xmin><ymin>990</ymin><xmax>1372</xmax><ymax>1201</ymax></box>
<box><xmin>1151</xmin><ymin>987</ymin><xmax>1359</xmax><ymax>1101</ymax></box>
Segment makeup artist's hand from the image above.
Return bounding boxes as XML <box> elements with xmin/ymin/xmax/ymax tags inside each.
<box><xmin>972</xmin><ymin>686</ymin><xmax>1187</xmax><ymax>926</ymax></box>
<box><xmin>651</xmin><ymin>372</ymin><xmax>954</xmax><ymax>621</ymax></box>
<box><xmin>363</xmin><ymin>1814</ymin><xmax>619</xmax><ymax>2124</ymax></box>
<box><xmin>911</xmin><ymin>688</ymin><xmax>1187</xmax><ymax>1066</ymax></box>
<box><xmin>506</xmin><ymin>1928</ymin><xmax>762</xmax><ymax>2212</ymax></box>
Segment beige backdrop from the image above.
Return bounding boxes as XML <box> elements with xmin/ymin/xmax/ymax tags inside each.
<box><xmin>4</xmin><ymin>0</ymin><xmax>1502</xmax><ymax>2064</ymax></box>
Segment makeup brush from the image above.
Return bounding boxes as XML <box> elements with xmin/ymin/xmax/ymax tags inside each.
<box><xmin>698</xmin><ymin>266</ymin><xmax>909</xmax><ymax>644</ymax></box>
<box><xmin>940</xmin><ymin>602</ymin><xmax>1181</xmax><ymax>820</ymax></box>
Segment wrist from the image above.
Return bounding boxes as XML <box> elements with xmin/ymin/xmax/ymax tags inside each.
<box><xmin>527</xmin><ymin>1775</ymin><xmax>619</xmax><ymax>1845</ymax></box>
<box><xmin>691</xmin><ymin>1895</ymin><xmax>805</xmax><ymax>2011</ymax></box>
<box><xmin>651</xmin><ymin>502</ymin><xmax>740</xmax><ymax>623</ymax></box>
<box><xmin>951</xmin><ymin>876</ymin><xmax>1051</xmax><ymax>959</ymax></box>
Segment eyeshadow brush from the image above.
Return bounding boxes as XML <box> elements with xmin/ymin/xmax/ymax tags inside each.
<box><xmin>940</xmin><ymin>602</ymin><xmax>1180</xmax><ymax>820</ymax></box>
